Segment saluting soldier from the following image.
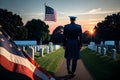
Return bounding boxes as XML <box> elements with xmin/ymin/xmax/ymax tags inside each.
<box><xmin>63</xmin><ymin>16</ymin><xmax>82</xmax><ymax>77</ymax></box>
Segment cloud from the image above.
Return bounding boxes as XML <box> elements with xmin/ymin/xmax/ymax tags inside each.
<box><xmin>57</xmin><ymin>11</ymin><xmax>81</xmax><ymax>19</ymax></box>
<box><xmin>21</xmin><ymin>12</ymin><xmax>44</xmax><ymax>20</ymax></box>
<box><xmin>80</xmin><ymin>8</ymin><xmax>120</xmax><ymax>15</ymax></box>
<box><xmin>22</xmin><ymin>12</ymin><xmax>44</xmax><ymax>16</ymax></box>
<box><xmin>88</xmin><ymin>8</ymin><xmax>101</xmax><ymax>14</ymax></box>
<box><xmin>57</xmin><ymin>8</ymin><xmax>120</xmax><ymax>19</ymax></box>
<box><xmin>20</xmin><ymin>9</ymin><xmax>24</xmax><ymax>12</ymax></box>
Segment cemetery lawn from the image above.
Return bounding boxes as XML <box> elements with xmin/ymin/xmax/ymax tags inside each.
<box><xmin>1</xmin><ymin>46</ymin><xmax>120</xmax><ymax>80</ymax></box>
<box><xmin>36</xmin><ymin>47</ymin><xmax>64</xmax><ymax>76</ymax></box>
<box><xmin>81</xmin><ymin>48</ymin><xmax>120</xmax><ymax>80</ymax></box>
<box><xmin>36</xmin><ymin>46</ymin><xmax>120</xmax><ymax>79</ymax></box>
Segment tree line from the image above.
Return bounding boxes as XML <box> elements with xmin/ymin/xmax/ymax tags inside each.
<box><xmin>93</xmin><ymin>12</ymin><xmax>120</xmax><ymax>42</ymax></box>
<box><xmin>0</xmin><ymin>8</ymin><xmax>49</xmax><ymax>44</ymax></box>
<box><xmin>0</xmin><ymin>8</ymin><xmax>120</xmax><ymax>46</ymax></box>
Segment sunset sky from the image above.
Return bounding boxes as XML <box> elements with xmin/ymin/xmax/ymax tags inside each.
<box><xmin>0</xmin><ymin>0</ymin><xmax>120</xmax><ymax>34</ymax></box>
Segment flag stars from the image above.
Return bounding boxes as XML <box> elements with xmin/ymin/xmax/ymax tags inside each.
<box><xmin>9</xmin><ymin>44</ymin><xmax>13</xmax><ymax>48</ymax></box>
<box><xmin>8</xmin><ymin>36</ymin><xmax>11</xmax><ymax>40</ymax></box>
<box><xmin>18</xmin><ymin>47</ymin><xmax>21</xmax><ymax>51</ymax></box>
<box><xmin>0</xmin><ymin>31</ymin><xmax>2</xmax><ymax>35</ymax></box>
<box><xmin>1</xmin><ymin>38</ymin><xmax>5</xmax><ymax>42</ymax></box>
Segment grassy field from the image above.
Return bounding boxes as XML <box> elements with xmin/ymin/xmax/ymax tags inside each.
<box><xmin>36</xmin><ymin>46</ymin><xmax>120</xmax><ymax>80</ymax></box>
<box><xmin>35</xmin><ymin>47</ymin><xmax>64</xmax><ymax>75</ymax></box>
<box><xmin>81</xmin><ymin>47</ymin><xmax>120</xmax><ymax>80</ymax></box>
<box><xmin>1</xmin><ymin>46</ymin><xmax>120</xmax><ymax>80</ymax></box>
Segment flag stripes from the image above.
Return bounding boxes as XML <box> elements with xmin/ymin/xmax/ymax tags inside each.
<box><xmin>45</xmin><ymin>5</ymin><xmax>56</xmax><ymax>22</ymax></box>
<box><xmin>0</xmin><ymin>28</ymin><xmax>55</xmax><ymax>80</ymax></box>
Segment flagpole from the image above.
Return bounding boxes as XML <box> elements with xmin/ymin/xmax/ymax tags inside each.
<box><xmin>44</xmin><ymin>3</ymin><xmax>46</xmax><ymax>6</ymax></box>
<box><xmin>44</xmin><ymin>3</ymin><xmax>46</xmax><ymax>22</ymax></box>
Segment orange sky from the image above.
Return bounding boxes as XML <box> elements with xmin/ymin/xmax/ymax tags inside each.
<box><xmin>0</xmin><ymin>0</ymin><xmax>119</xmax><ymax>34</ymax></box>
<box><xmin>46</xmin><ymin>17</ymin><xmax>104</xmax><ymax>34</ymax></box>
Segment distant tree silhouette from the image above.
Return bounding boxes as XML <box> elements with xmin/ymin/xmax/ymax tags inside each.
<box><xmin>24</xmin><ymin>19</ymin><xmax>50</xmax><ymax>44</ymax></box>
<box><xmin>0</xmin><ymin>8</ymin><xmax>27</xmax><ymax>40</ymax></box>
<box><xmin>82</xmin><ymin>31</ymin><xmax>91</xmax><ymax>44</ymax></box>
<box><xmin>94</xmin><ymin>12</ymin><xmax>120</xmax><ymax>40</ymax></box>
<box><xmin>50</xmin><ymin>26</ymin><xmax>63</xmax><ymax>44</ymax></box>
<box><xmin>94</xmin><ymin>12</ymin><xmax>120</xmax><ymax>53</ymax></box>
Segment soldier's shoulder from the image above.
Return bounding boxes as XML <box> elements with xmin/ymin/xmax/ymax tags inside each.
<box><xmin>64</xmin><ymin>24</ymin><xmax>70</xmax><ymax>26</ymax></box>
<box><xmin>75</xmin><ymin>24</ymin><xmax>81</xmax><ymax>27</ymax></box>
<box><xmin>64</xmin><ymin>24</ymin><xmax>70</xmax><ymax>28</ymax></box>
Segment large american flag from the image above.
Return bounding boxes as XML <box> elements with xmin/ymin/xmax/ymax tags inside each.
<box><xmin>0</xmin><ymin>28</ymin><xmax>55</xmax><ymax>80</ymax></box>
<box><xmin>45</xmin><ymin>5</ymin><xmax>56</xmax><ymax>22</ymax></box>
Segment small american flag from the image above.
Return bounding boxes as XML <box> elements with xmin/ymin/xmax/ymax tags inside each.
<box><xmin>0</xmin><ymin>28</ymin><xmax>55</xmax><ymax>80</ymax></box>
<box><xmin>45</xmin><ymin>5</ymin><xmax>57</xmax><ymax>22</ymax></box>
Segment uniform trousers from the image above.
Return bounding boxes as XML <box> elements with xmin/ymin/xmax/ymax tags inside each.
<box><xmin>66</xmin><ymin>58</ymin><xmax>77</xmax><ymax>74</ymax></box>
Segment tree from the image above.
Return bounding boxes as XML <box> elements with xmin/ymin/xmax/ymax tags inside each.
<box><xmin>82</xmin><ymin>30</ymin><xmax>91</xmax><ymax>44</ymax></box>
<box><xmin>50</xmin><ymin>26</ymin><xmax>63</xmax><ymax>44</ymax></box>
<box><xmin>94</xmin><ymin>12</ymin><xmax>120</xmax><ymax>40</ymax></box>
<box><xmin>0</xmin><ymin>8</ymin><xmax>27</xmax><ymax>40</ymax></box>
<box><xmin>94</xmin><ymin>12</ymin><xmax>120</xmax><ymax>53</ymax></box>
<box><xmin>24</xmin><ymin>19</ymin><xmax>50</xmax><ymax>44</ymax></box>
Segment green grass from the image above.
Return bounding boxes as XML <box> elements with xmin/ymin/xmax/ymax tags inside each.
<box><xmin>0</xmin><ymin>47</ymin><xmax>64</xmax><ymax>79</ymax></box>
<box><xmin>81</xmin><ymin>48</ymin><xmax>120</xmax><ymax>80</ymax></box>
<box><xmin>1</xmin><ymin>46</ymin><xmax>120</xmax><ymax>80</ymax></box>
<box><xmin>36</xmin><ymin>47</ymin><xmax>64</xmax><ymax>76</ymax></box>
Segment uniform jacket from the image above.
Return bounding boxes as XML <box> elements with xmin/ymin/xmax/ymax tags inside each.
<box><xmin>63</xmin><ymin>22</ymin><xmax>82</xmax><ymax>59</ymax></box>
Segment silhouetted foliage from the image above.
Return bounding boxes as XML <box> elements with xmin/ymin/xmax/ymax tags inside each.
<box><xmin>24</xmin><ymin>19</ymin><xmax>50</xmax><ymax>44</ymax></box>
<box><xmin>50</xmin><ymin>26</ymin><xmax>63</xmax><ymax>44</ymax></box>
<box><xmin>0</xmin><ymin>8</ymin><xmax>27</xmax><ymax>40</ymax></box>
<box><xmin>94</xmin><ymin>12</ymin><xmax>120</xmax><ymax>41</ymax></box>
<box><xmin>94</xmin><ymin>12</ymin><xmax>120</xmax><ymax>53</ymax></box>
<box><xmin>82</xmin><ymin>30</ymin><xmax>91</xmax><ymax>44</ymax></box>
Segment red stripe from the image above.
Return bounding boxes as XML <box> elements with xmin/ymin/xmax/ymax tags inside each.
<box><xmin>23</xmin><ymin>51</ymin><xmax>39</xmax><ymax>67</ymax></box>
<box><xmin>23</xmin><ymin>51</ymin><xmax>52</xmax><ymax>79</ymax></box>
<box><xmin>0</xmin><ymin>55</ymin><xmax>42</xmax><ymax>80</ymax></box>
<box><xmin>45</xmin><ymin>13</ymin><xmax>56</xmax><ymax>22</ymax></box>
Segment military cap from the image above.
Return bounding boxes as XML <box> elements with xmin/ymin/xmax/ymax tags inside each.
<box><xmin>69</xmin><ymin>16</ymin><xmax>77</xmax><ymax>19</ymax></box>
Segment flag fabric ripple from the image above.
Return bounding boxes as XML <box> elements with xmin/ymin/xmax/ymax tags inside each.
<box><xmin>0</xmin><ymin>28</ymin><xmax>55</xmax><ymax>80</ymax></box>
<box><xmin>45</xmin><ymin>5</ymin><xmax>56</xmax><ymax>22</ymax></box>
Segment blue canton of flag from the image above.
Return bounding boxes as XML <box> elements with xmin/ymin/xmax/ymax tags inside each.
<box><xmin>45</xmin><ymin>5</ymin><xmax>56</xmax><ymax>22</ymax></box>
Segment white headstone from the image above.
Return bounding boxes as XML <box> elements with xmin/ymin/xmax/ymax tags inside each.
<box><xmin>111</xmin><ymin>49</ymin><xmax>116</xmax><ymax>60</ymax></box>
<box><xmin>40</xmin><ymin>48</ymin><xmax>44</xmax><ymax>57</ymax></box>
<box><xmin>98</xmin><ymin>47</ymin><xmax>101</xmax><ymax>54</ymax></box>
<box><xmin>90</xmin><ymin>42</ymin><xmax>95</xmax><ymax>46</ymax></box>
<box><xmin>49</xmin><ymin>42</ymin><xmax>53</xmax><ymax>52</ymax></box>
<box><xmin>22</xmin><ymin>46</ymin><xmax>26</xmax><ymax>51</ymax></box>
<box><xmin>34</xmin><ymin>46</ymin><xmax>37</xmax><ymax>53</ymax></box>
<box><xmin>54</xmin><ymin>45</ymin><xmax>60</xmax><ymax>50</ymax></box>
<box><xmin>103</xmin><ymin>48</ymin><xmax>107</xmax><ymax>55</ymax></box>
<box><xmin>46</xmin><ymin>46</ymin><xmax>49</xmax><ymax>54</ymax></box>
<box><xmin>88</xmin><ymin>42</ymin><xmax>96</xmax><ymax>51</ymax></box>
<box><xmin>27</xmin><ymin>47</ymin><xmax>34</xmax><ymax>59</ymax></box>
<box><xmin>100</xmin><ymin>41</ymin><xmax>104</xmax><ymax>45</ymax></box>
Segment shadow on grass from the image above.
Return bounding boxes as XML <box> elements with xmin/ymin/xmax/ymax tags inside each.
<box><xmin>81</xmin><ymin>48</ymin><xmax>120</xmax><ymax>80</ymax></box>
<box><xmin>47</xmin><ymin>71</ymin><xmax>71</xmax><ymax>80</ymax></box>
<box><xmin>55</xmin><ymin>75</ymin><xmax>75</xmax><ymax>80</ymax></box>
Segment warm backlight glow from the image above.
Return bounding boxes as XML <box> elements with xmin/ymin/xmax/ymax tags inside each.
<box><xmin>90</xmin><ymin>29</ymin><xmax>94</xmax><ymax>34</ymax></box>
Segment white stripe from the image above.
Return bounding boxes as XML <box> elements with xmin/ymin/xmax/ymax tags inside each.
<box><xmin>0</xmin><ymin>47</ymin><xmax>51</xmax><ymax>80</ymax></box>
<box><xmin>0</xmin><ymin>47</ymin><xmax>36</xmax><ymax>72</ymax></box>
<box><xmin>45</xmin><ymin>14</ymin><xmax>56</xmax><ymax>21</ymax></box>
